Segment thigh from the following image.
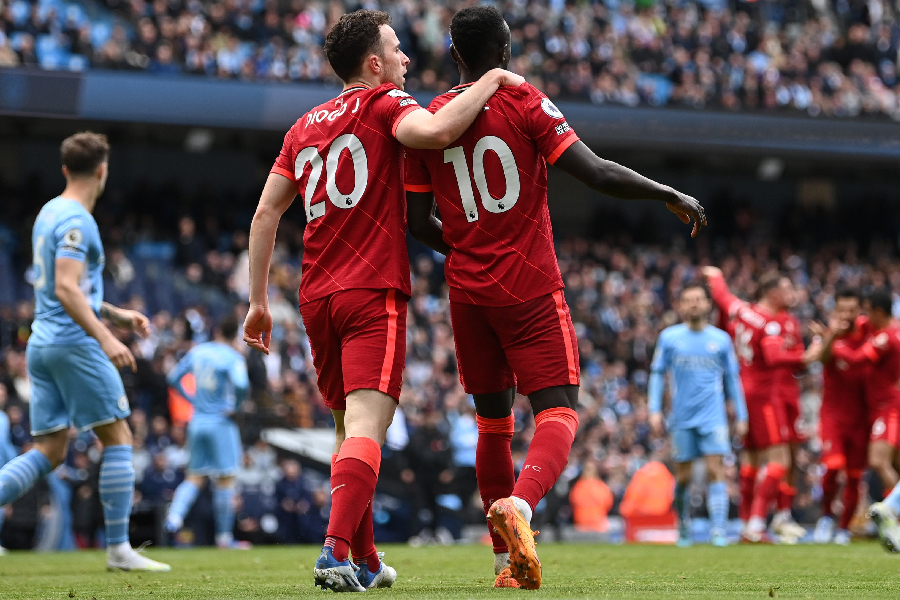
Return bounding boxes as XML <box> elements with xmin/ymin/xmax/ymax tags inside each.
<box><xmin>27</xmin><ymin>344</ymin><xmax>69</xmax><ymax>436</ymax></box>
<box><xmin>870</xmin><ymin>406</ymin><xmax>900</xmax><ymax>449</ymax></box>
<box><xmin>745</xmin><ymin>398</ymin><xmax>788</xmax><ymax>451</ymax></box>
<box><xmin>844</xmin><ymin>424</ymin><xmax>870</xmax><ymax>473</ymax></box>
<box><xmin>300</xmin><ymin>296</ymin><xmax>345</xmax><ymax>411</ymax></box>
<box><xmin>782</xmin><ymin>397</ymin><xmax>806</xmax><ymax>444</ymax></box>
<box><xmin>186</xmin><ymin>420</ymin><xmax>214</xmax><ymax>475</ymax></box>
<box><xmin>333</xmin><ymin>288</ymin><xmax>408</xmax><ymax>402</ymax></box>
<box><xmin>697</xmin><ymin>424</ymin><xmax>731</xmax><ymax>458</ymax></box>
<box><xmin>210</xmin><ymin>420</ymin><xmax>242</xmax><ymax>477</ymax></box>
<box><xmin>671</xmin><ymin>429</ymin><xmax>701</xmax><ymax>463</ymax></box>
<box><xmin>48</xmin><ymin>343</ymin><xmax>130</xmax><ymax>432</ymax></box>
<box><xmin>490</xmin><ymin>290</ymin><xmax>579</xmax><ymax>397</ymax></box>
<box><xmin>819</xmin><ymin>412</ymin><xmax>844</xmax><ymax>464</ymax></box>
<box><xmin>450</xmin><ymin>301</ymin><xmax>515</xmax><ymax>395</ymax></box>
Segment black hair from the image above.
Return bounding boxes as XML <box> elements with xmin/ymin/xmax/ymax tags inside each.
<box><xmin>868</xmin><ymin>288</ymin><xmax>893</xmax><ymax>315</ymax></box>
<box><xmin>61</xmin><ymin>131</ymin><xmax>109</xmax><ymax>175</ymax></box>
<box><xmin>217</xmin><ymin>314</ymin><xmax>239</xmax><ymax>340</ymax></box>
<box><xmin>449</xmin><ymin>5</ymin><xmax>509</xmax><ymax>73</ymax></box>
<box><xmin>835</xmin><ymin>287</ymin><xmax>861</xmax><ymax>303</ymax></box>
<box><xmin>324</xmin><ymin>10</ymin><xmax>391</xmax><ymax>83</ymax></box>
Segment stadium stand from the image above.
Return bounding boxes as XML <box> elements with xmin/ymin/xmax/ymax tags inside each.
<box><xmin>1</xmin><ymin>0</ymin><xmax>900</xmax><ymax>117</ymax></box>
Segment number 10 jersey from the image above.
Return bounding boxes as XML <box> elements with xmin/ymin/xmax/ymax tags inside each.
<box><xmin>271</xmin><ymin>83</ymin><xmax>420</xmax><ymax>304</ymax></box>
<box><xmin>404</xmin><ymin>82</ymin><xmax>579</xmax><ymax>307</ymax></box>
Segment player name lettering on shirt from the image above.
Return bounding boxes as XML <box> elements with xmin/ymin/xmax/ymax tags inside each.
<box><xmin>672</xmin><ymin>355</ymin><xmax>720</xmax><ymax>370</ymax></box>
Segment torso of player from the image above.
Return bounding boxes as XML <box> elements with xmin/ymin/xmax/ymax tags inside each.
<box><xmin>272</xmin><ymin>83</ymin><xmax>417</xmax><ymax>304</ymax></box>
<box><xmin>406</xmin><ymin>83</ymin><xmax>577</xmax><ymax>306</ymax></box>
<box><xmin>822</xmin><ymin>317</ymin><xmax>869</xmax><ymax>423</ymax></box>
<box><xmin>728</xmin><ymin>302</ymin><xmax>780</xmax><ymax>399</ymax></box>
<box><xmin>29</xmin><ymin>197</ymin><xmax>105</xmax><ymax>346</ymax></box>
<box><xmin>188</xmin><ymin>342</ymin><xmax>245</xmax><ymax>419</ymax></box>
<box><xmin>862</xmin><ymin>318</ymin><xmax>900</xmax><ymax>410</ymax></box>
<box><xmin>660</xmin><ymin>324</ymin><xmax>730</xmax><ymax>427</ymax></box>
<box><xmin>774</xmin><ymin>311</ymin><xmax>802</xmax><ymax>404</ymax></box>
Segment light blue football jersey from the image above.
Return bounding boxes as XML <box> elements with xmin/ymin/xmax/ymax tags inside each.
<box><xmin>29</xmin><ymin>197</ymin><xmax>105</xmax><ymax>345</ymax></box>
<box><xmin>649</xmin><ymin>323</ymin><xmax>747</xmax><ymax>430</ymax></box>
<box><xmin>167</xmin><ymin>342</ymin><xmax>249</xmax><ymax>420</ymax></box>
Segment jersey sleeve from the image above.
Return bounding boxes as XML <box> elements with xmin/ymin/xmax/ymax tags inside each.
<box><xmin>522</xmin><ymin>88</ymin><xmax>580</xmax><ymax>165</ymax></box>
<box><xmin>403</xmin><ymin>148</ymin><xmax>433</xmax><ymax>193</ymax></box>
<box><xmin>648</xmin><ymin>332</ymin><xmax>669</xmax><ymax>415</ymax></box>
<box><xmin>722</xmin><ymin>339</ymin><xmax>748</xmax><ymax>422</ymax></box>
<box><xmin>707</xmin><ymin>272</ymin><xmax>745</xmax><ymax>318</ymax></box>
<box><xmin>271</xmin><ymin>129</ymin><xmax>297</xmax><ymax>182</ymax></box>
<box><xmin>166</xmin><ymin>351</ymin><xmax>194</xmax><ymax>400</ymax></box>
<box><xmin>372</xmin><ymin>85</ymin><xmax>422</xmax><ymax>139</ymax></box>
<box><xmin>230</xmin><ymin>356</ymin><xmax>250</xmax><ymax>404</ymax></box>
<box><xmin>53</xmin><ymin>215</ymin><xmax>90</xmax><ymax>262</ymax></box>
<box><xmin>759</xmin><ymin>323</ymin><xmax>806</xmax><ymax>369</ymax></box>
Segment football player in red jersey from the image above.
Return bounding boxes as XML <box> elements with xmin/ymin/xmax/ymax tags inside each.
<box><xmin>816</xmin><ymin>289</ymin><xmax>900</xmax><ymax>552</ymax></box>
<box><xmin>811</xmin><ymin>288</ymin><xmax>868</xmax><ymax>545</ymax></box>
<box><xmin>241</xmin><ymin>10</ymin><xmax>524</xmax><ymax>592</ymax></box>
<box><xmin>404</xmin><ymin>6</ymin><xmax>705</xmax><ymax>588</ymax></box>
<box><xmin>702</xmin><ymin>267</ymin><xmax>818</xmax><ymax>542</ymax></box>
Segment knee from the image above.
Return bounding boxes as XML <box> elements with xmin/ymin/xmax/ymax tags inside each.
<box><xmin>94</xmin><ymin>419</ymin><xmax>133</xmax><ymax>447</ymax></box>
<box><xmin>35</xmin><ymin>437</ymin><xmax>68</xmax><ymax>467</ymax></box>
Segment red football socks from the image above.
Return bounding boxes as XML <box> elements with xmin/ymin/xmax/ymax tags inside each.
<box><xmin>820</xmin><ymin>468</ymin><xmax>839</xmax><ymax>518</ymax></box>
<box><xmin>777</xmin><ymin>481</ymin><xmax>797</xmax><ymax>512</ymax></box>
<box><xmin>476</xmin><ymin>414</ymin><xmax>516</xmax><ymax>553</ymax></box>
<box><xmin>330</xmin><ymin>453</ymin><xmax>379</xmax><ymax>572</ymax></box>
<box><xmin>325</xmin><ymin>437</ymin><xmax>381</xmax><ymax>563</ymax></box>
<box><xmin>840</xmin><ymin>473</ymin><xmax>862</xmax><ymax>531</ymax></box>
<box><xmin>511</xmin><ymin>407</ymin><xmax>578</xmax><ymax>511</ymax></box>
<box><xmin>750</xmin><ymin>462</ymin><xmax>786</xmax><ymax>520</ymax></box>
<box><xmin>739</xmin><ymin>464</ymin><xmax>758</xmax><ymax>522</ymax></box>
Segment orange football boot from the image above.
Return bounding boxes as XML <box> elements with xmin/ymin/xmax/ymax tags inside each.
<box><xmin>493</xmin><ymin>567</ymin><xmax>520</xmax><ymax>588</ymax></box>
<box><xmin>487</xmin><ymin>498</ymin><xmax>541</xmax><ymax>590</ymax></box>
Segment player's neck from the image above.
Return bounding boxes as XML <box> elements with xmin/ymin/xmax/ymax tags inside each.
<box><xmin>757</xmin><ymin>299</ymin><xmax>779</xmax><ymax>315</ymax></box>
<box><xmin>60</xmin><ymin>181</ymin><xmax>99</xmax><ymax>213</ymax></box>
<box><xmin>688</xmin><ymin>320</ymin><xmax>706</xmax><ymax>332</ymax></box>
<box><xmin>458</xmin><ymin>67</ymin><xmax>495</xmax><ymax>86</ymax></box>
<box><xmin>342</xmin><ymin>78</ymin><xmax>375</xmax><ymax>92</ymax></box>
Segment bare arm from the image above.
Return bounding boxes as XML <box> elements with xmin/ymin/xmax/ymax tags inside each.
<box><xmin>56</xmin><ymin>258</ymin><xmax>137</xmax><ymax>371</ymax></box>
<box><xmin>407</xmin><ymin>191</ymin><xmax>451</xmax><ymax>255</ymax></box>
<box><xmin>552</xmin><ymin>141</ymin><xmax>706</xmax><ymax>237</ymax></box>
<box><xmin>243</xmin><ymin>173</ymin><xmax>297</xmax><ymax>353</ymax></box>
<box><xmin>395</xmin><ymin>69</ymin><xmax>525</xmax><ymax>149</ymax></box>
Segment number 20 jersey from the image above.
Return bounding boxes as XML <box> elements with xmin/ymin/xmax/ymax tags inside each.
<box><xmin>404</xmin><ymin>83</ymin><xmax>579</xmax><ymax>306</ymax></box>
<box><xmin>271</xmin><ymin>83</ymin><xmax>420</xmax><ymax>304</ymax></box>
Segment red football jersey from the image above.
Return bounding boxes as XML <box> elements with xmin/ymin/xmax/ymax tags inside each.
<box><xmin>271</xmin><ymin>83</ymin><xmax>420</xmax><ymax>304</ymax></box>
<box><xmin>709</xmin><ymin>273</ymin><xmax>803</xmax><ymax>402</ymax></box>
<box><xmin>774</xmin><ymin>311</ymin><xmax>803</xmax><ymax>406</ymax></box>
<box><xmin>822</xmin><ymin>315</ymin><xmax>869</xmax><ymax>426</ymax></box>
<box><xmin>403</xmin><ymin>82</ymin><xmax>579</xmax><ymax>306</ymax></box>
<box><xmin>832</xmin><ymin>316</ymin><xmax>900</xmax><ymax>412</ymax></box>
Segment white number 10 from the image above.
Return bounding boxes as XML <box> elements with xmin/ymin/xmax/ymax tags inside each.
<box><xmin>443</xmin><ymin>136</ymin><xmax>520</xmax><ymax>223</ymax></box>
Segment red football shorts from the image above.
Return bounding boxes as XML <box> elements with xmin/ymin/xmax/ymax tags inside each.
<box><xmin>870</xmin><ymin>405</ymin><xmax>900</xmax><ymax>448</ymax></box>
<box><xmin>449</xmin><ymin>290</ymin><xmax>580</xmax><ymax>397</ymax></box>
<box><xmin>744</xmin><ymin>395</ymin><xmax>789</xmax><ymax>451</ymax></box>
<box><xmin>781</xmin><ymin>395</ymin><xmax>807</xmax><ymax>444</ymax></box>
<box><xmin>299</xmin><ymin>288</ymin><xmax>407</xmax><ymax>411</ymax></box>
<box><xmin>820</xmin><ymin>411</ymin><xmax>869</xmax><ymax>472</ymax></box>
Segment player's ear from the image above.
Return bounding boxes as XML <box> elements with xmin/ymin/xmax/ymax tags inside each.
<box><xmin>449</xmin><ymin>44</ymin><xmax>460</xmax><ymax>65</ymax></box>
<box><xmin>61</xmin><ymin>165</ymin><xmax>69</xmax><ymax>179</ymax></box>
<box><xmin>368</xmin><ymin>52</ymin><xmax>381</xmax><ymax>75</ymax></box>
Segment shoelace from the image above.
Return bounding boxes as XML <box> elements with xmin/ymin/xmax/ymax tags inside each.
<box><xmin>135</xmin><ymin>540</ymin><xmax>153</xmax><ymax>553</ymax></box>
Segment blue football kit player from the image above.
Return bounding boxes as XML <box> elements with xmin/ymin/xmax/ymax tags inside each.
<box><xmin>0</xmin><ymin>409</ymin><xmax>16</xmax><ymax>553</ymax></box>
<box><xmin>649</xmin><ymin>283</ymin><xmax>748</xmax><ymax>547</ymax></box>
<box><xmin>164</xmin><ymin>316</ymin><xmax>250</xmax><ymax>548</ymax></box>
<box><xmin>0</xmin><ymin>133</ymin><xmax>169</xmax><ymax>571</ymax></box>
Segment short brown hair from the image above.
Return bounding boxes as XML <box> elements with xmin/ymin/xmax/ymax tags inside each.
<box><xmin>324</xmin><ymin>10</ymin><xmax>391</xmax><ymax>83</ymax></box>
<box><xmin>61</xmin><ymin>132</ymin><xmax>109</xmax><ymax>176</ymax></box>
<box><xmin>757</xmin><ymin>271</ymin><xmax>784</xmax><ymax>300</ymax></box>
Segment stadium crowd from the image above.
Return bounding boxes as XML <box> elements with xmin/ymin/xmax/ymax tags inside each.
<box><xmin>3</xmin><ymin>0</ymin><xmax>900</xmax><ymax>118</ymax></box>
<box><xmin>0</xmin><ymin>183</ymin><xmax>894</xmax><ymax>547</ymax></box>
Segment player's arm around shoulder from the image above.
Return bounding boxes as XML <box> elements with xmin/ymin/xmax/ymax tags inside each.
<box><xmin>395</xmin><ymin>69</ymin><xmax>525</xmax><ymax>149</ymax></box>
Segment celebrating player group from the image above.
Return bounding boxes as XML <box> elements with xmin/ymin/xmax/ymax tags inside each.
<box><xmin>18</xmin><ymin>0</ymin><xmax>900</xmax><ymax>594</ymax></box>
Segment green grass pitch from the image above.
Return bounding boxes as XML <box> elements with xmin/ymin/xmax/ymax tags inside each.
<box><xmin>0</xmin><ymin>542</ymin><xmax>896</xmax><ymax>599</ymax></box>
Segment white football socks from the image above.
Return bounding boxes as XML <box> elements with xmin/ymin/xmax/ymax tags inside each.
<box><xmin>511</xmin><ymin>496</ymin><xmax>533</xmax><ymax>526</ymax></box>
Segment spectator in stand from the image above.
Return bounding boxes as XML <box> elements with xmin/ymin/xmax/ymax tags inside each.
<box><xmin>569</xmin><ymin>461</ymin><xmax>614</xmax><ymax>533</ymax></box>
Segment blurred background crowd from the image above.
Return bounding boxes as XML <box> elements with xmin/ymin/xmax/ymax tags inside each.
<box><xmin>0</xmin><ymin>172</ymin><xmax>895</xmax><ymax>547</ymax></box>
<box><xmin>3</xmin><ymin>0</ymin><xmax>900</xmax><ymax>118</ymax></box>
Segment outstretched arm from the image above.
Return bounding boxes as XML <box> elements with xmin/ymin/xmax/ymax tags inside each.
<box><xmin>702</xmin><ymin>267</ymin><xmax>744</xmax><ymax>317</ymax></box>
<box><xmin>395</xmin><ymin>69</ymin><xmax>524</xmax><ymax>149</ymax></box>
<box><xmin>166</xmin><ymin>354</ymin><xmax>193</xmax><ymax>401</ymax></box>
<box><xmin>552</xmin><ymin>141</ymin><xmax>706</xmax><ymax>237</ymax></box>
<box><xmin>407</xmin><ymin>191</ymin><xmax>451</xmax><ymax>255</ymax></box>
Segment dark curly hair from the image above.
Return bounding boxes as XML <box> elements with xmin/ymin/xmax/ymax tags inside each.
<box><xmin>449</xmin><ymin>5</ymin><xmax>509</xmax><ymax>72</ymax></box>
<box><xmin>324</xmin><ymin>10</ymin><xmax>391</xmax><ymax>83</ymax></box>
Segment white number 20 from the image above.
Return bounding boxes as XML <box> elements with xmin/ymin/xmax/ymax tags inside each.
<box><xmin>295</xmin><ymin>134</ymin><xmax>369</xmax><ymax>221</ymax></box>
<box><xmin>444</xmin><ymin>136</ymin><xmax>520</xmax><ymax>223</ymax></box>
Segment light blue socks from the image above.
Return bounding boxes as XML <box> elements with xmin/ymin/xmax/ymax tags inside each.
<box><xmin>707</xmin><ymin>481</ymin><xmax>729</xmax><ymax>532</ymax></box>
<box><xmin>0</xmin><ymin>449</ymin><xmax>53</xmax><ymax>506</ymax></box>
<box><xmin>99</xmin><ymin>445</ymin><xmax>135</xmax><ymax>545</ymax></box>
<box><xmin>167</xmin><ymin>480</ymin><xmax>201</xmax><ymax>531</ymax></box>
<box><xmin>213</xmin><ymin>485</ymin><xmax>236</xmax><ymax>544</ymax></box>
